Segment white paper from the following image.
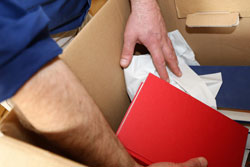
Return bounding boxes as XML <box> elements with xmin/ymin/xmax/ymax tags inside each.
<box><xmin>172</xmin><ymin>63</ymin><xmax>217</xmax><ymax>108</ymax></box>
<box><xmin>246</xmin><ymin>133</ymin><xmax>250</xmax><ymax>150</ymax></box>
<box><xmin>168</xmin><ymin>30</ymin><xmax>200</xmax><ymax>66</ymax></box>
<box><xmin>217</xmin><ymin>110</ymin><xmax>250</xmax><ymax>123</ymax></box>
<box><xmin>124</xmin><ymin>30</ymin><xmax>223</xmax><ymax>108</ymax></box>
<box><xmin>242</xmin><ymin>149</ymin><xmax>250</xmax><ymax>167</ymax></box>
<box><xmin>200</xmin><ymin>73</ymin><xmax>223</xmax><ymax>98</ymax></box>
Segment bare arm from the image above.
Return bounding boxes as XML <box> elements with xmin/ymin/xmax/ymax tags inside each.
<box><xmin>11</xmin><ymin>58</ymin><xmax>138</xmax><ymax>167</ymax></box>
<box><xmin>11</xmin><ymin>58</ymin><xmax>207</xmax><ymax>167</ymax></box>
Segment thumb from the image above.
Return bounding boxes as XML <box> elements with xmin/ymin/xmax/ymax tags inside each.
<box><xmin>120</xmin><ymin>35</ymin><xmax>137</xmax><ymax>68</ymax></box>
<box><xmin>181</xmin><ymin>157</ymin><xmax>208</xmax><ymax>167</ymax></box>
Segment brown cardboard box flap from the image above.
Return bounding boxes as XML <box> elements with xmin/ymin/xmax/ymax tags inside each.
<box><xmin>186</xmin><ymin>12</ymin><xmax>240</xmax><ymax>27</ymax></box>
<box><xmin>175</xmin><ymin>0</ymin><xmax>250</xmax><ymax>18</ymax></box>
<box><xmin>0</xmin><ymin>136</ymin><xmax>86</xmax><ymax>167</ymax></box>
<box><xmin>60</xmin><ymin>0</ymin><xmax>131</xmax><ymax>131</ymax></box>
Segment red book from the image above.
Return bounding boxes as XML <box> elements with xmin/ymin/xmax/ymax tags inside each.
<box><xmin>117</xmin><ymin>73</ymin><xmax>248</xmax><ymax>167</ymax></box>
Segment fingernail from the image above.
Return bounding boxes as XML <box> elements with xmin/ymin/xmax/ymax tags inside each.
<box><xmin>120</xmin><ymin>59</ymin><xmax>128</xmax><ymax>67</ymax></box>
<box><xmin>198</xmin><ymin>157</ymin><xmax>208</xmax><ymax>167</ymax></box>
<box><xmin>166</xmin><ymin>78</ymin><xmax>170</xmax><ymax>83</ymax></box>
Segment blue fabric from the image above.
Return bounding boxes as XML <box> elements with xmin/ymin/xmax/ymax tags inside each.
<box><xmin>0</xmin><ymin>0</ymin><xmax>90</xmax><ymax>102</ymax></box>
<box><xmin>190</xmin><ymin>66</ymin><xmax>250</xmax><ymax>110</ymax></box>
<box><xmin>14</xmin><ymin>0</ymin><xmax>91</xmax><ymax>34</ymax></box>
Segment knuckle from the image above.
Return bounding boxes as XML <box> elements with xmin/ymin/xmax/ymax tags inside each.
<box><xmin>166</xmin><ymin>53</ymin><xmax>177</xmax><ymax>62</ymax></box>
<box><xmin>148</xmin><ymin>32</ymin><xmax>163</xmax><ymax>44</ymax></box>
<box><xmin>154</xmin><ymin>32</ymin><xmax>162</xmax><ymax>41</ymax></box>
<box><xmin>154</xmin><ymin>57</ymin><xmax>166</xmax><ymax>67</ymax></box>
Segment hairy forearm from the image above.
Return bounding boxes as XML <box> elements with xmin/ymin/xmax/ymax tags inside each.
<box><xmin>11</xmin><ymin>58</ymin><xmax>139</xmax><ymax>167</ymax></box>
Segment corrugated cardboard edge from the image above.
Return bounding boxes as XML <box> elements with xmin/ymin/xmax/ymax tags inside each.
<box><xmin>186</xmin><ymin>12</ymin><xmax>240</xmax><ymax>27</ymax></box>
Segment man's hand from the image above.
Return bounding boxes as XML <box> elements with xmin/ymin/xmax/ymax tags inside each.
<box><xmin>120</xmin><ymin>0</ymin><xmax>182</xmax><ymax>82</ymax></box>
<box><xmin>147</xmin><ymin>157</ymin><xmax>208</xmax><ymax>167</ymax></box>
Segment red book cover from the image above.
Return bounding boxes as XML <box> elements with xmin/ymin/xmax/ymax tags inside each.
<box><xmin>117</xmin><ymin>73</ymin><xmax>248</xmax><ymax>167</ymax></box>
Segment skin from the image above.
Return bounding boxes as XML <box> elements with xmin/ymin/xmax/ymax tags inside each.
<box><xmin>120</xmin><ymin>0</ymin><xmax>182</xmax><ymax>82</ymax></box>
<box><xmin>10</xmin><ymin>0</ymin><xmax>207</xmax><ymax>167</ymax></box>
<box><xmin>11</xmin><ymin>59</ymin><xmax>137</xmax><ymax>167</ymax></box>
<box><xmin>11</xmin><ymin>58</ymin><xmax>207</xmax><ymax>167</ymax></box>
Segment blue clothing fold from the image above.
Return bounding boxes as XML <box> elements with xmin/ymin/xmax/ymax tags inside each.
<box><xmin>0</xmin><ymin>0</ymin><xmax>90</xmax><ymax>101</ymax></box>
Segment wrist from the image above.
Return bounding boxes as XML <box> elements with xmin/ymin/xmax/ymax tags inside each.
<box><xmin>130</xmin><ymin>0</ymin><xmax>158</xmax><ymax>12</ymax></box>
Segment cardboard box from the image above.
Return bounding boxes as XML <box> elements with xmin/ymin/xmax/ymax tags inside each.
<box><xmin>0</xmin><ymin>105</ymin><xmax>6</xmax><ymax>120</ymax></box>
<box><xmin>0</xmin><ymin>111</ymin><xmax>87</xmax><ymax>167</ymax></box>
<box><xmin>1</xmin><ymin>0</ymin><xmax>250</xmax><ymax>166</ymax></box>
<box><xmin>0</xmin><ymin>136</ymin><xmax>85</xmax><ymax>167</ymax></box>
<box><xmin>60</xmin><ymin>0</ymin><xmax>250</xmax><ymax>131</ymax></box>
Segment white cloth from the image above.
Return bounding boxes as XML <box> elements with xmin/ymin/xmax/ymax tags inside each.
<box><xmin>124</xmin><ymin>30</ymin><xmax>222</xmax><ymax>109</ymax></box>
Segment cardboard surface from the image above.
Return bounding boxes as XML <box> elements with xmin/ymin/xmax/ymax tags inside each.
<box><xmin>117</xmin><ymin>74</ymin><xmax>248</xmax><ymax>166</ymax></box>
<box><xmin>0</xmin><ymin>111</ymin><xmax>66</xmax><ymax>155</ymax></box>
<box><xmin>175</xmin><ymin>0</ymin><xmax>250</xmax><ymax>18</ymax></box>
<box><xmin>60</xmin><ymin>0</ymin><xmax>250</xmax><ymax>132</ymax></box>
<box><xmin>0</xmin><ymin>105</ymin><xmax>6</xmax><ymax>118</ymax></box>
<box><xmin>89</xmin><ymin>0</ymin><xmax>107</xmax><ymax>16</ymax></box>
<box><xmin>186</xmin><ymin>12</ymin><xmax>239</xmax><ymax>27</ymax></box>
<box><xmin>61</xmin><ymin>0</ymin><xmax>250</xmax><ymax>132</ymax></box>
<box><xmin>0</xmin><ymin>136</ymin><xmax>86</xmax><ymax>167</ymax></box>
<box><xmin>60</xmin><ymin>0</ymin><xmax>131</xmax><ymax>131</ymax></box>
<box><xmin>159</xmin><ymin>0</ymin><xmax>250</xmax><ymax>65</ymax></box>
<box><xmin>0</xmin><ymin>105</ymin><xmax>8</xmax><ymax>122</ymax></box>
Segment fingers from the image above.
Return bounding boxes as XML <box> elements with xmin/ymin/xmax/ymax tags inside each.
<box><xmin>181</xmin><ymin>157</ymin><xmax>208</xmax><ymax>167</ymax></box>
<box><xmin>144</xmin><ymin>34</ymin><xmax>181</xmax><ymax>81</ymax></box>
<box><xmin>162</xmin><ymin>37</ymin><xmax>182</xmax><ymax>77</ymax></box>
<box><xmin>146</xmin><ymin>42</ymin><xmax>169</xmax><ymax>82</ymax></box>
<box><xmin>120</xmin><ymin>33</ymin><xmax>137</xmax><ymax>68</ymax></box>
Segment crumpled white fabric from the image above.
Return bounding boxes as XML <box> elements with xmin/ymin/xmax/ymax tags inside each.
<box><xmin>124</xmin><ymin>30</ymin><xmax>222</xmax><ymax>109</ymax></box>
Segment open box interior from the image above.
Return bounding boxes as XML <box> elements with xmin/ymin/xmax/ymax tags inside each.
<box><xmin>0</xmin><ymin>0</ymin><xmax>250</xmax><ymax>165</ymax></box>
